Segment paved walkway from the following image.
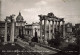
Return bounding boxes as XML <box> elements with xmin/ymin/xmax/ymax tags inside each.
<box><xmin>16</xmin><ymin>38</ymin><xmax>59</xmax><ymax>55</ymax></box>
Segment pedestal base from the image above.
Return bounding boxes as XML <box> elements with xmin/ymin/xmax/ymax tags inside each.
<box><xmin>11</xmin><ymin>43</ymin><xmax>15</xmax><ymax>46</ymax></box>
<box><xmin>40</xmin><ymin>39</ymin><xmax>43</xmax><ymax>44</ymax></box>
<box><xmin>44</xmin><ymin>41</ymin><xmax>48</xmax><ymax>45</ymax></box>
<box><xmin>3</xmin><ymin>42</ymin><xmax>7</xmax><ymax>45</ymax></box>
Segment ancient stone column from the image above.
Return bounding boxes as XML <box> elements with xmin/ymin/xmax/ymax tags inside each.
<box><xmin>62</xmin><ymin>21</ymin><xmax>65</xmax><ymax>39</ymax></box>
<box><xmin>48</xmin><ymin>20</ymin><xmax>51</xmax><ymax>40</ymax></box>
<box><xmin>44</xmin><ymin>19</ymin><xmax>48</xmax><ymax>44</ymax></box>
<box><xmin>10</xmin><ymin>19</ymin><xmax>15</xmax><ymax>43</ymax></box>
<box><xmin>55</xmin><ymin>21</ymin><xmax>57</xmax><ymax>31</ymax></box>
<box><xmin>40</xmin><ymin>19</ymin><xmax>43</xmax><ymax>43</ymax></box>
<box><xmin>52</xmin><ymin>20</ymin><xmax>55</xmax><ymax>39</ymax></box>
<box><xmin>4</xmin><ymin>19</ymin><xmax>7</xmax><ymax>43</ymax></box>
<box><xmin>58</xmin><ymin>21</ymin><xmax>60</xmax><ymax>32</ymax></box>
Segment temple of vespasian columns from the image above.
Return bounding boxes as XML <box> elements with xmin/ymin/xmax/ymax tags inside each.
<box><xmin>38</xmin><ymin>12</ymin><xmax>65</xmax><ymax>44</ymax></box>
<box><xmin>4</xmin><ymin>14</ymin><xmax>15</xmax><ymax>45</ymax></box>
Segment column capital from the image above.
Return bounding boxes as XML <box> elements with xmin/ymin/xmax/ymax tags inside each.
<box><xmin>38</xmin><ymin>15</ymin><xmax>43</xmax><ymax>19</ymax></box>
<box><xmin>55</xmin><ymin>20</ymin><xmax>57</xmax><ymax>22</ymax></box>
<box><xmin>40</xmin><ymin>18</ymin><xmax>43</xmax><ymax>21</ymax></box>
<box><xmin>12</xmin><ymin>19</ymin><xmax>15</xmax><ymax>22</ymax></box>
<box><xmin>48</xmin><ymin>20</ymin><xmax>51</xmax><ymax>22</ymax></box>
<box><xmin>44</xmin><ymin>19</ymin><xmax>47</xmax><ymax>21</ymax></box>
<box><xmin>5</xmin><ymin>19</ymin><xmax>7</xmax><ymax>22</ymax></box>
<box><xmin>52</xmin><ymin>20</ymin><xmax>54</xmax><ymax>22</ymax></box>
<box><xmin>62</xmin><ymin>21</ymin><xmax>65</xmax><ymax>23</ymax></box>
<box><xmin>52</xmin><ymin>20</ymin><xmax>54</xmax><ymax>24</ymax></box>
<box><xmin>43</xmin><ymin>15</ymin><xmax>47</xmax><ymax>20</ymax></box>
<box><xmin>58</xmin><ymin>21</ymin><xmax>61</xmax><ymax>24</ymax></box>
<box><xmin>58</xmin><ymin>20</ymin><xmax>60</xmax><ymax>22</ymax></box>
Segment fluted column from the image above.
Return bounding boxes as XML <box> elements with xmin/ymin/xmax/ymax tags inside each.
<box><xmin>58</xmin><ymin>21</ymin><xmax>60</xmax><ymax>32</ymax></box>
<box><xmin>10</xmin><ymin>19</ymin><xmax>15</xmax><ymax>43</ymax></box>
<box><xmin>44</xmin><ymin>19</ymin><xmax>47</xmax><ymax>40</ymax></box>
<box><xmin>44</xmin><ymin>19</ymin><xmax>48</xmax><ymax>44</ymax></box>
<box><xmin>48</xmin><ymin>20</ymin><xmax>51</xmax><ymax>40</ymax></box>
<box><xmin>40</xmin><ymin>19</ymin><xmax>43</xmax><ymax>43</ymax></box>
<box><xmin>62</xmin><ymin>21</ymin><xmax>65</xmax><ymax>39</ymax></box>
<box><xmin>52</xmin><ymin>20</ymin><xmax>55</xmax><ymax>39</ymax></box>
<box><xmin>55</xmin><ymin>21</ymin><xmax>57</xmax><ymax>32</ymax></box>
<box><xmin>4</xmin><ymin>19</ymin><xmax>7</xmax><ymax>43</ymax></box>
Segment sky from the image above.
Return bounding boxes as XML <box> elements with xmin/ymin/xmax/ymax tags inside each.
<box><xmin>1</xmin><ymin>0</ymin><xmax>80</xmax><ymax>25</ymax></box>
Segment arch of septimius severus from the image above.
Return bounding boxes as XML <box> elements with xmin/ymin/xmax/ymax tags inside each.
<box><xmin>39</xmin><ymin>12</ymin><xmax>65</xmax><ymax>44</ymax></box>
<box><xmin>4</xmin><ymin>14</ymin><xmax>15</xmax><ymax>45</ymax></box>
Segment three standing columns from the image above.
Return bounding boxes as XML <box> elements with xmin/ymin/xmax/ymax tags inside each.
<box><xmin>4</xmin><ymin>16</ymin><xmax>15</xmax><ymax>44</ymax></box>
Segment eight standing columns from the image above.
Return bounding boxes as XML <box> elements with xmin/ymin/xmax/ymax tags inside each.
<box><xmin>39</xmin><ymin>14</ymin><xmax>66</xmax><ymax>44</ymax></box>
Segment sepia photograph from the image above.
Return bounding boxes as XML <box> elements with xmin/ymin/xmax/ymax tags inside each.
<box><xmin>0</xmin><ymin>0</ymin><xmax>80</xmax><ymax>55</ymax></box>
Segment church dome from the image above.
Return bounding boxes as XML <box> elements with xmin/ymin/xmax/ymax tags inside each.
<box><xmin>16</xmin><ymin>12</ymin><xmax>24</xmax><ymax>22</ymax></box>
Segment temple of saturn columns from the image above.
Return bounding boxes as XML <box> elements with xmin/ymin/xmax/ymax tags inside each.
<box><xmin>38</xmin><ymin>12</ymin><xmax>65</xmax><ymax>44</ymax></box>
<box><xmin>4</xmin><ymin>15</ymin><xmax>15</xmax><ymax>44</ymax></box>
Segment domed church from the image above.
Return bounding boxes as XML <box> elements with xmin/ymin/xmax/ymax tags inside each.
<box><xmin>16</xmin><ymin>12</ymin><xmax>24</xmax><ymax>22</ymax></box>
<box><xmin>15</xmin><ymin>12</ymin><xmax>26</xmax><ymax>39</ymax></box>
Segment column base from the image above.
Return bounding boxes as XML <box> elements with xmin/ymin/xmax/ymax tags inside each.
<box><xmin>40</xmin><ymin>39</ymin><xmax>43</xmax><ymax>44</ymax></box>
<box><xmin>52</xmin><ymin>37</ymin><xmax>55</xmax><ymax>40</ymax></box>
<box><xmin>3</xmin><ymin>42</ymin><xmax>7</xmax><ymax>45</ymax></box>
<box><xmin>11</xmin><ymin>43</ymin><xmax>15</xmax><ymax>46</ymax></box>
<box><xmin>63</xmin><ymin>36</ymin><xmax>66</xmax><ymax>39</ymax></box>
<box><xmin>44</xmin><ymin>41</ymin><xmax>48</xmax><ymax>45</ymax></box>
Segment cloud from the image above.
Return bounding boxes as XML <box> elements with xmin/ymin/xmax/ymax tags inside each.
<box><xmin>21</xmin><ymin>7</ymin><xmax>56</xmax><ymax>24</ymax></box>
<box><xmin>35</xmin><ymin>0</ymin><xmax>48</xmax><ymax>6</ymax></box>
<box><xmin>1</xmin><ymin>0</ymin><xmax>80</xmax><ymax>25</ymax></box>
